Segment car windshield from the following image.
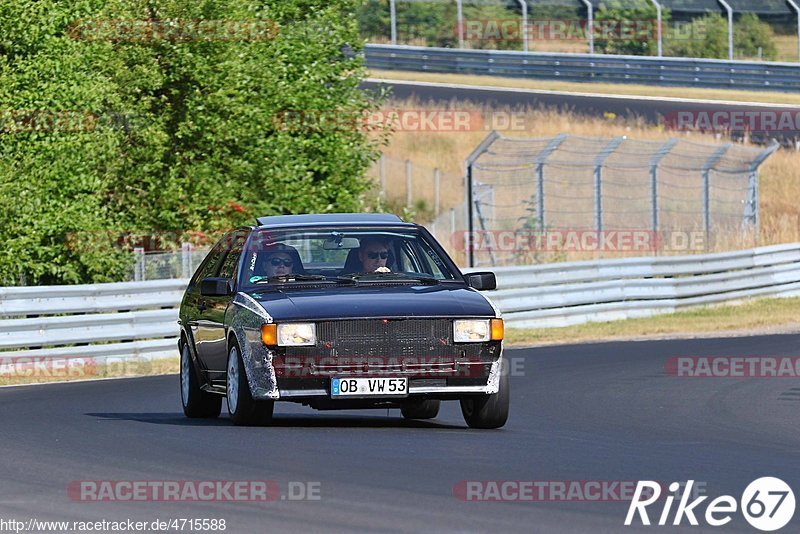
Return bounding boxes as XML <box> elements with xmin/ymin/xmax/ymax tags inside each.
<box><xmin>240</xmin><ymin>227</ymin><xmax>461</xmax><ymax>289</ymax></box>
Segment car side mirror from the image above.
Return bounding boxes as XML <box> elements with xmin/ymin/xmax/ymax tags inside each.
<box><xmin>465</xmin><ymin>272</ymin><xmax>497</xmax><ymax>291</ymax></box>
<box><xmin>200</xmin><ymin>277</ymin><xmax>233</xmax><ymax>297</ymax></box>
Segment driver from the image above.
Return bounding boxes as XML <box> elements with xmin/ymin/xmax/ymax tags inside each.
<box><xmin>358</xmin><ymin>238</ymin><xmax>391</xmax><ymax>273</ymax></box>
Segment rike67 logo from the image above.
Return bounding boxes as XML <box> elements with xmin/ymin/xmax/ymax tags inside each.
<box><xmin>625</xmin><ymin>478</ymin><xmax>795</xmax><ymax>531</ymax></box>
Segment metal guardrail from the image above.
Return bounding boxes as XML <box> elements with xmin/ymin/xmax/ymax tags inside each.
<box><xmin>0</xmin><ymin>279</ymin><xmax>188</xmax><ymax>365</ymax></box>
<box><xmin>365</xmin><ymin>44</ymin><xmax>800</xmax><ymax>92</ymax></box>
<box><xmin>1</xmin><ymin>243</ymin><xmax>799</xmax><ymax>367</ymax></box>
<box><xmin>470</xmin><ymin>243</ymin><xmax>800</xmax><ymax>328</ymax></box>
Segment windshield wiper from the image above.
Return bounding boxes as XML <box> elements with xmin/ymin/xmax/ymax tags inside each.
<box><xmin>253</xmin><ymin>274</ymin><xmax>329</xmax><ymax>284</ymax></box>
<box><xmin>337</xmin><ymin>273</ymin><xmax>440</xmax><ymax>285</ymax></box>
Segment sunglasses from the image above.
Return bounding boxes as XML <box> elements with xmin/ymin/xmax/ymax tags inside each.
<box><xmin>367</xmin><ymin>251</ymin><xmax>389</xmax><ymax>260</ymax></box>
<box><xmin>269</xmin><ymin>258</ymin><xmax>293</xmax><ymax>267</ymax></box>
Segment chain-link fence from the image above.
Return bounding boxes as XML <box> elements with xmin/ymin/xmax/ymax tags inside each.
<box><xmin>365</xmin><ymin>154</ymin><xmax>464</xmax><ymax>222</ymax></box>
<box><xmin>429</xmin><ymin>132</ymin><xmax>778</xmax><ymax>267</ymax></box>
<box><xmin>129</xmin><ymin>244</ymin><xmax>209</xmax><ymax>281</ymax></box>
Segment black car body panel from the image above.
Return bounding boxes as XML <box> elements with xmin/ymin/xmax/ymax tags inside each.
<box><xmin>251</xmin><ymin>284</ymin><xmax>495</xmax><ymax>321</ymax></box>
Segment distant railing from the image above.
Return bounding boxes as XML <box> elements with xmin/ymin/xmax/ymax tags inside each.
<box><xmin>365</xmin><ymin>44</ymin><xmax>800</xmax><ymax>92</ymax></box>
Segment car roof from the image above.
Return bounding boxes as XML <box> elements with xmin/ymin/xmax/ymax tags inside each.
<box><xmin>255</xmin><ymin>213</ymin><xmax>414</xmax><ymax>229</ymax></box>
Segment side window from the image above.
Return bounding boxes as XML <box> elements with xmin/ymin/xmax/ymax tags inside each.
<box><xmin>190</xmin><ymin>234</ymin><xmax>231</xmax><ymax>285</ymax></box>
<box><xmin>218</xmin><ymin>232</ymin><xmax>247</xmax><ymax>281</ymax></box>
<box><xmin>407</xmin><ymin>239</ymin><xmax>452</xmax><ymax>280</ymax></box>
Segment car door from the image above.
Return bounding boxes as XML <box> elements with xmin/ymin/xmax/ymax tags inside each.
<box><xmin>193</xmin><ymin>235</ymin><xmax>233</xmax><ymax>375</ymax></box>
<box><xmin>198</xmin><ymin>230</ymin><xmax>247</xmax><ymax>377</ymax></box>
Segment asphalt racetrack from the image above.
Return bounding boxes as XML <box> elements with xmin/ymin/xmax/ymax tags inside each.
<box><xmin>361</xmin><ymin>79</ymin><xmax>800</xmax><ymax>145</ymax></box>
<box><xmin>1</xmin><ymin>334</ymin><xmax>799</xmax><ymax>533</ymax></box>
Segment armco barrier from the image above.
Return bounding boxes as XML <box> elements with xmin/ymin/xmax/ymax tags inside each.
<box><xmin>469</xmin><ymin>243</ymin><xmax>800</xmax><ymax>328</ymax></box>
<box><xmin>1</xmin><ymin>243</ymin><xmax>799</xmax><ymax>366</ymax></box>
<box><xmin>365</xmin><ymin>44</ymin><xmax>800</xmax><ymax>92</ymax></box>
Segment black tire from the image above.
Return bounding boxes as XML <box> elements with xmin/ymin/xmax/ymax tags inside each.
<box><xmin>226</xmin><ymin>341</ymin><xmax>274</xmax><ymax>426</ymax></box>
<box><xmin>460</xmin><ymin>358</ymin><xmax>509</xmax><ymax>429</ymax></box>
<box><xmin>401</xmin><ymin>399</ymin><xmax>440</xmax><ymax>420</ymax></box>
<box><xmin>180</xmin><ymin>343</ymin><xmax>222</xmax><ymax>418</ymax></box>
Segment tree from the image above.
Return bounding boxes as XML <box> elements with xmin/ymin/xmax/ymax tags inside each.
<box><xmin>0</xmin><ymin>0</ymin><xmax>385</xmax><ymax>285</ymax></box>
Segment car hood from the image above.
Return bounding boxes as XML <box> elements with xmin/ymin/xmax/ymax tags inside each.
<box><xmin>247</xmin><ymin>284</ymin><xmax>496</xmax><ymax>321</ymax></box>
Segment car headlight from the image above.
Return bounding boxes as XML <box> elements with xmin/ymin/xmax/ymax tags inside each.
<box><xmin>454</xmin><ymin>319</ymin><xmax>490</xmax><ymax>342</ymax></box>
<box><xmin>276</xmin><ymin>323</ymin><xmax>316</xmax><ymax>346</ymax></box>
<box><xmin>453</xmin><ymin>319</ymin><xmax>504</xmax><ymax>343</ymax></box>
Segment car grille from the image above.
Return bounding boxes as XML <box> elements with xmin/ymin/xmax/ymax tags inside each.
<box><xmin>279</xmin><ymin>319</ymin><xmax>494</xmax><ymax>376</ymax></box>
<box><xmin>316</xmin><ymin>319</ymin><xmax>455</xmax><ymax>358</ymax></box>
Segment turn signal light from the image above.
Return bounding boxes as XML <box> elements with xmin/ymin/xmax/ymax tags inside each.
<box><xmin>261</xmin><ymin>324</ymin><xmax>278</xmax><ymax>345</ymax></box>
<box><xmin>490</xmin><ymin>318</ymin><xmax>504</xmax><ymax>341</ymax></box>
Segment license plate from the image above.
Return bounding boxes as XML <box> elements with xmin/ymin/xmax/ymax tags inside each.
<box><xmin>331</xmin><ymin>377</ymin><xmax>408</xmax><ymax>397</ymax></box>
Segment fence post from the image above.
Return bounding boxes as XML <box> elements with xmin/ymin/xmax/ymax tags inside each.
<box><xmin>594</xmin><ymin>137</ymin><xmax>625</xmax><ymax>234</ymax></box>
<box><xmin>464</xmin><ymin>131</ymin><xmax>501</xmax><ymax>268</ymax></box>
<box><xmin>579</xmin><ymin>0</ymin><xmax>594</xmax><ymax>54</ymax></box>
<box><xmin>516</xmin><ymin>0</ymin><xmax>528</xmax><ymax>52</ymax></box>
<box><xmin>473</xmin><ymin>191</ymin><xmax>496</xmax><ymax>267</ymax></box>
<box><xmin>649</xmin><ymin>0</ymin><xmax>663</xmax><ymax>57</ymax></box>
<box><xmin>745</xmin><ymin>141</ymin><xmax>780</xmax><ymax>244</ymax></box>
<box><xmin>534</xmin><ymin>134</ymin><xmax>568</xmax><ymax>231</ymax></box>
<box><xmin>789</xmin><ymin>0</ymin><xmax>800</xmax><ymax>62</ymax></box>
<box><xmin>405</xmin><ymin>159</ymin><xmax>412</xmax><ymax>208</ymax></box>
<box><xmin>434</xmin><ymin>168</ymin><xmax>440</xmax><ymax>218</ymax></box>
<box><xmin>701</xmin><ymin>144</ymin><xmax>732</xmax><ymax>249</ymax></box>
<box><xmin>389</xmin><ymin>0</ymin><xmax>397</xmax><ymax>45</ymax></box>
<box><xmin>456</xmin><ymin>0</ymin><xmax>464</xmax><ymax>48</ymax></box>
<box><xmin>717</xmin><ymin>0</ymin><xmax>734</xmax><ymax>60</ymax></box>
<box><xmin>649</xmin><ymin>139</ymin><xmax>678</xmax><ymax>243</ymax></box>
<box><xmin>181</xmin><ymin>242</ymin><xmax>192</xmax><ymax>278</ymax></box>
<box><xmin>134</xmin><ymin>247</ymin><xmax>145</xmax><ymax>281</ymax></box>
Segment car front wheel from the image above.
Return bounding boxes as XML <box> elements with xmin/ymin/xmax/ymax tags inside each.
<box><xmin>460</xmin><ymin>359</ymin><xmax>509</xmax><ymax>429</ymax></box>
<box><xmin>226</xmin><ymin>341</ymin><xmax>274</xmax><ymax>426</ymax></box>
<box><xmin>180</xmin><ymin>343</ymin><xmax>222</xmax><ymax>418</ymax></box>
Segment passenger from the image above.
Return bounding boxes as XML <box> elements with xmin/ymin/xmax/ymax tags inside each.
<box><xmin>256</xmin><ymin>243</ymin><xmax>302</xmax><ymax>278</ymax></box>
<box><xmin>264</xmin><ymin>251</ymin><xmax>295</xmax><ymax>277</ymax></box>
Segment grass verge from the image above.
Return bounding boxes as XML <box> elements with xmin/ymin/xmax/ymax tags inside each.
<box><xmin>367</xmin><ymin>69</ymin><xmax>800</xmax><ymax>105</ymax></box>
<box><xmin>505</xmin><ymin>296</ymin><xmax>800</xmax><ymax>347</ymax></box>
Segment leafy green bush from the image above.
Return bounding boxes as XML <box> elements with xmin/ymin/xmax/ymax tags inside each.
<box><xmin>0</xmin><ymin>0</ymin><xmax>385</xmax><ymax>285</ymax></box>
<box><xmin>594</xmin><ymin>4</ymin><xmax>668</xmax><ymax>56</ymax></box>
<box><xmin>666</xmin><ymin>12</ymin><xmax>777</xmax><ymax>60</ymax></box>
<box><xmin>735</xmin><ymin>13</ymin><xmax>777</xmax><ymax>60</ymax></box>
